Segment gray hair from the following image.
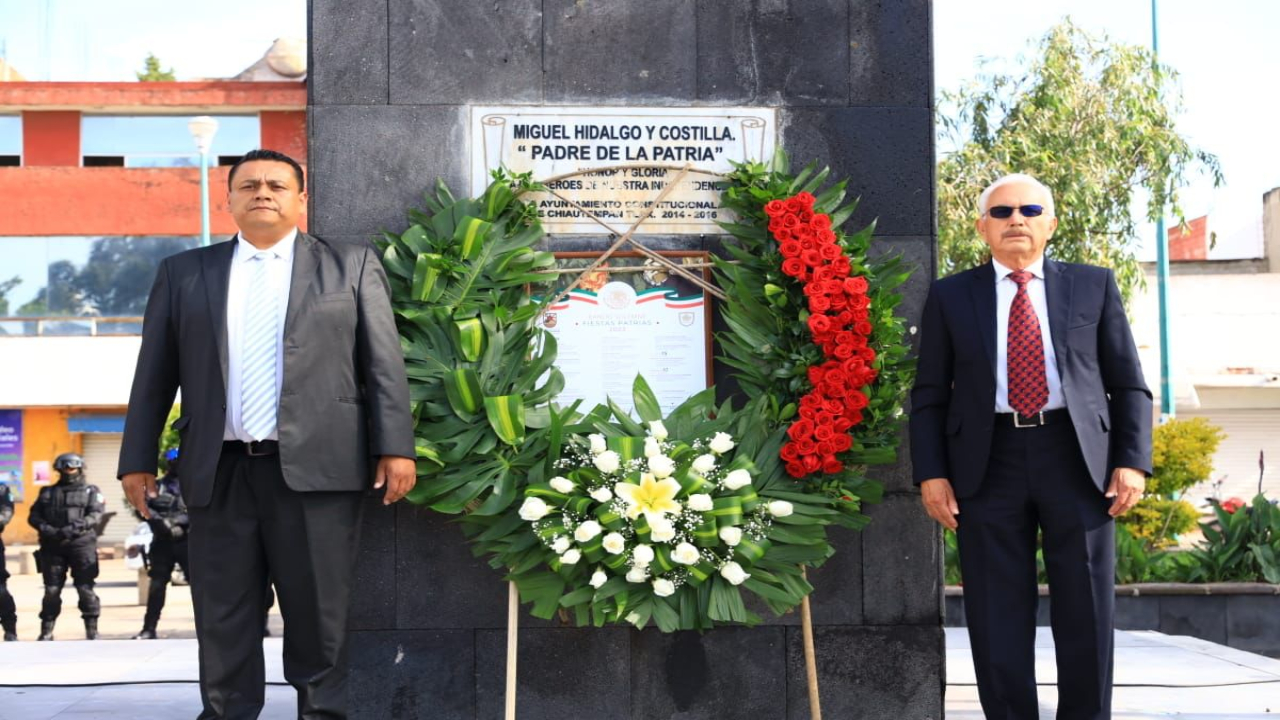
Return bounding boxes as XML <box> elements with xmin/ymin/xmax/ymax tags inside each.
<box><xmin>977</xmin><ymin>173</ymin><xmax>1056</xmax><ymax>217</ymax></box>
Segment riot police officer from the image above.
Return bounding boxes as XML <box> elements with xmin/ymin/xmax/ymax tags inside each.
<box><xmin>0</xmin><ymin>482</ymin><xmax>17</xmax><ymax>640</ymax></box>
<box><xmin>133</xmin><ymin>448</ymin><xmax>189</xmax><ymax>639</ymax></box>
<box><xmin>28</xmin><ymin>452</ymin><xmax>104</xmax><ymax>640</ymax></box>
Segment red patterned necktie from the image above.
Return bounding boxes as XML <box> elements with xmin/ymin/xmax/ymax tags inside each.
<box><xmin>1007</xmin><ymin>270</ymin><xmax>1048</xmax><ymax>416</ymax></box>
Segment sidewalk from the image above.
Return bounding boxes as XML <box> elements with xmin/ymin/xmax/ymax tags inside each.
<box><xmin>1</xmin><ymin>628</ymin><xmax>1277</xmax><ymax>718</ymax></box>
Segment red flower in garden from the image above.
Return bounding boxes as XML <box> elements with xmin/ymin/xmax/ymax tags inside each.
<box><xmin>765</xmin><ymin>191</ymin><xmax>877</xmax><ymax>480</ymax></box>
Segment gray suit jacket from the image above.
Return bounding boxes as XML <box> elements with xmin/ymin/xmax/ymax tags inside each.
<box><xmin>117</xmin><ymin>233</ymin><xmax>415</xmax><ymax>508</ymax></box>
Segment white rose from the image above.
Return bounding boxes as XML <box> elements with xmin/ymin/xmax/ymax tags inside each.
<box><xmin>648</xmin><ymin>420</ymin><xmax>668</xmax><ymax>441</ymax></box>
<box><xmin>549</xmin><ymin>476</ymin><xmax>575</xmax><ymax>494</ymax></box>
<box><xmin>723</xmin><ymin>469</ymin><xmax>752</xmax><ymax>490</ymax></box>
<box><xmin>574</xmin><ymin>520</ymin><xmax>602</xmax><ymax>543</ymax></box>
<box><xmin>632</xmin><ymin>544</ymin><xmax>655</xmax><ymax>566</ymax></box>
<box><xmin>648</xmin><ymin>454</ymin><xmax>676</xmax><ymax>479</ymax></box>
<box><xmin>719</xmin><ymin>526</ymin><xmax>742</xmax><ymax>546</ymax></box>
<box><xmin>560</xmin><ymin>548</ymin><xmax>581</xmax><ymax>565</ymax></box>
<box><xmin>671</xmin><ymin>542</ymin><xmax>700</xmax><ymax>565</ymax></box>
<box><xmin>687</xmin><ymin>493</ymin><xmax>713</xmax><ymax>512</ymax></box>
<box><xmin>589</xmin><ymin>433</ymin><xmax>607</xmax><ymax>454</ymax></box>
<box><xmin>602</xmin><ymin>532</ymin><xmax>626</xmax><ymax>555</ymax></box>
<box><xmin>691</xmin><ymin>454</ymin><xmax>717</xmax><ymax>475</ymax></box>
<box><xmin>626</xmin><ymin>565</ymin><xmax>649</xmax><ymax>583</ymax></box>
<box><xmin>589</xmin><ymin>486</ymin><xmax>613</xmax><ymax>503</ymax></box>
<box><xmin>768</xmin><ymin>500</ymin><xmax>794</xmax><ymax>517</ymax></box>
<box><xmin>720</xmin><ymin>561</ymin><xmax>750</xmax><ymax>586</ymax></box>
<box><xmin>709</xmin><ymin>432</ymin><xmax>735</xmax><ymax>455</ymax></box>
<box><xmin>551</xmin><ymin>536</ymin><xmax>571</xmax><ymax>554</ymax></box>
<box><xmin>649</xmin><ymin>517</ymin><xmax>676</xmax><ymax>543</ymax></box>
<box><xmin>644</xmin><ymin>436</ymin><xmax>662</xmax><ymax>458</ymax></box>
<box><xmin>589</xmin><ymin>568</ymin><xmax>608</xmax><ymax>589</ymax></box>
<box><xmin>593</xmin><ymin>450</ymin><xmax>621</xmax><ymax>474</ymax></box>
<box><xmin>652</xmin><ymin>578</ymin><xmax>676</xmax><ymax>597</ymax></box>
<box><xmin>519</xmin><ymin>497</ymin><xmax>550</xmax><ymax>521</ymax></box>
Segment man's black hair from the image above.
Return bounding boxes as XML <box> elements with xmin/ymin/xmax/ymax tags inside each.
<box><xmin>228</xmin><ymin>149</ymin><xmax>306</xmax><ymax>192</ymax></box>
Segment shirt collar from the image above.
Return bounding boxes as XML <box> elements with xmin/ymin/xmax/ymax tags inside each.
<box><xmin>992</xmin><ymin>255</ymin><xmax>1045</xmax><ymax>283</ymax></box>
<box><xmin>234</xmin><ymin>228</ymin><xmax>298</xmax><ymax>264</ymax></box>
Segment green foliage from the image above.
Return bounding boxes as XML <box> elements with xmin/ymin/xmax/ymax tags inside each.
<box><xmin>937</xmin><ymin>20</ymin><xmax>1222</xmax><ymax>306</ymax></box>
<box><xmin>1149</xmin><ymin>417</ymin><xmax>1224</xmax><ymax>496</ymax></box>
<box><xmin>1181</xmin><ymin>495</ymin><xmax>1280</xmax><ymax>583</ymax></box>
<box><xmin>715</xmin><ymin>151</ymin><xmax>915</xmax><ymax>523</ymax></box>
<box><xmin>1118</xmin><ymin>497</ymin><xmax>1199</xmax><ymax>548</ymax></box>
<box><xmin>0</xmin><ymin>276</ymin><xmax>19</xmax><ymax>316</ymax></box>
<box><xmin>136</xmin><ymin>53</ymin><xmax>175</xmax><ymax>82</ymax></box>
<box><xmin>159</xmin><ymin>404</ymin><xmax>181</xmax><ymax>471</ymax></box>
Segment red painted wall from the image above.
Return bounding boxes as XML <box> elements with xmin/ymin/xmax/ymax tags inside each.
<box><xmin>259</xmin><ymin>111</ymin><xmax>307</xmax><ymax>164</ymax></box>
<box><xmin>1169</xmin><ymin>216</ymin><xmax>1208</xmax><ymax>261</ymax></box>
<box><xmin>22</xmin><ymin>111</ymin><xmax>80</xmax><ymax>166</ymax></box>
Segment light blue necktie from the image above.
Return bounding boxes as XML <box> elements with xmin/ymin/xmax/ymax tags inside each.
<box><xmin>240</xmin><ymin>252</ymin><xmax>278</xmax><ymax>440</ymax></box>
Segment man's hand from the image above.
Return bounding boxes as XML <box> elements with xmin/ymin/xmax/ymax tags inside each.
<box><xmin>121</xmin><ymin>472</ymin><xmax>158</xmax><ymax>519</ymax></box>
<box><xmin>920</xmin><ymin>478</ymin><xmax>960</xmax><ymax>530</ymax></box>
<box><xmin>1105</xmin><ymin>467</ymin><xmax>1146</xmax><ymax>517</ymax></box>
<box><xmin>374</xmin><ymin>456</ymin><xmax>416</xmax><ymax>505</ymax></box>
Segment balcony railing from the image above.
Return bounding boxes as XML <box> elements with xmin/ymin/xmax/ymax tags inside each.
<box><xmin>0</xmin><ymin>316</ymin><xmax>144</xmax><ymax>337</ymax></box>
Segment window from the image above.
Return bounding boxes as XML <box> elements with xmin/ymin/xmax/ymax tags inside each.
<box><xmin>80</xmin><ymin>115</ymin><xmax>260</xmax><ymax>168</ymax></box>
<box><xmin>0</xmin><ymin>115</ymin><xmax>20</xmax><ymax>166</ymax></box>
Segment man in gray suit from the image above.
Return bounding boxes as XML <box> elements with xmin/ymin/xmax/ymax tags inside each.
<box><xmin>119</xmin><ymin>149</ymin><xmax>416</xmax><ymax>719</ymax></box>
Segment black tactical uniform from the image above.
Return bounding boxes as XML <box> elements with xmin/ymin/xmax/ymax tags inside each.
<box><xmin>28</xmin><ymin>453</ymin><xmax>104</xmax><ymax>640</ymax></box>
<box><xmin>134</xmin><ymin>464</ymin><xmax>189</xmax><ymax>639</ymax></box>
<box><xmin>0</xmin><ymin>484</ymin><xmax>17</xmax><ymax>640</ymax></box>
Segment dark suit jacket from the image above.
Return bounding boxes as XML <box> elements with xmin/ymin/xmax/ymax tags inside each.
<box><xmin>117</xmin><ymin>233</ymin><xmax>415</xmax><ymax>508</ymax></box>
<box><xmin>909</xmin><ymin>258</ymin><xmax>1153</xmax><ymax>499</ymax></box>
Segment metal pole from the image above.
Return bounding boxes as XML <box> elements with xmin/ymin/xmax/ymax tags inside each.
<box><xmin>199</xmin><ymin>148</ymin><xmax>211</xmax><ymax>247</ymax></box>
<box><xmin>1152</xmin><ymin>0</ymin><xmax>1174</xmax><ymax>421</ymax></box>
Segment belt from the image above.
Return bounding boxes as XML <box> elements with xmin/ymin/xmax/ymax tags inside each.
<box><xmin>996</xmin><ymin>408</ymin><xmax>1069</xmax><ymax>428</ymax></box>
<box><xmin>222</xmin><ymin>439</ymin><xmax>280</xmax><ymax>456</ymax></box>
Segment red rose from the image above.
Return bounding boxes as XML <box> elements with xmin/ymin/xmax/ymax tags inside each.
<box><xmin>833</xmin><ymin>417</ymin><xmax>854</xmax><ymax>433</ymax></box>
<box><xmin>822</xmin><ymin>280</ymin><xmax>844</xmax><ymax>296</ymax></box>
<box><xmin>780</xmin><ymin>241</ymin><xmax>802</xmax><ymax>258</ymax></box>
<box><xmin>816</xmin><ymin>441</ymin><xmax>835</xmax><ymax>456</ymax></box>
<box><xmin>819</xmin><ymin>243</ymin><xmax>841</xmax><ymax>261</ymax></box>
<box><xmin>823</xmin><ymin>399</ymin><xmax>843</xmax><ymax>415</ymax></box>
<box><xmin>847</xmin><ymin>390</ymin><xmax>868</xmax><ymax>409</ymax></box>
<box><xmin>814</xmin><ymin>411</ymin><xmax>834</xmax><ymax>426</ymax></box>
<box><xmin>829</xmin><ymin>293</ymin><xmax>848</xmax><ymax>310</ymax></box>
<box><xmin>825</xmin><ymin>369</ymin><xmax>848</xmax><ymax>386</ymax></box>
<box><xmin>853</xmin><ymin>295</ymin><xmax>871</xmax><ymax>310</ymax></box>
<box><xmin>814</xmin><ymin>424</ymin><xmax>835</xmax><ymax>442</ymax></box>
<box><xmin>807</xmin><ymin>365</ymin><xmax>827</xmax><ymax>385</ymax></box>
<box><xmin>780</xmin><ymin>442</ymin><xmax>801</xmax><ymax>462</ymax></box>
<box><xmin>802</xmin><ymin>250</ymin><xmax>823</xmax><ymax>268</ymax></box>
<box><xmin>812</xmin><ymin>266</ymin><xmax>834</xmax><ymax>282</ymax></box>
<box><xmin>801</xmin><ymin>454</ymin><xmax>821</xmax><ymax>473</ymax></box>
<box><xmin>787</xmin><ymin>419</ymin><xmax>815</xmax><ymax>441</ymax></box>
<box><xmin>808</xmin><ymin>315</ymin><xmax>832</xmax><ymax>334</ymax></box>
<box><xmin>786</xmin><ymin>462</ymin><xmax>807</xmax><ymax>478</ymax></box>
<box><xmin>824</xmin><ymin>382</ymin><xmax>847</xmax><ymax>398</ymax></box>
<box><xmin>846</xmin><ymin>410</ymin><xmax>863</xmax><ymax>425</ymax></box>
<box><xmin>853</xmin><ymin>308</ymin><xmax>870</xmax><ymax>322</ymax></box>
<box><xmin>855</xmin><ymin>321</ymin><xmax>873</xmax><ymax>336</ymax></box>
<box><xmin>783</xmin><ymin>213</ymin><xmax>801</xmax><ymax>228</ymax></box>
<box><xmin>833</xmin><ymin>343</ymin><xmax>855</xmax><ymax>360</ymax></box>
<box><xmin>797</xmin><ymin>438</ymin><xmax>818</xmax><ymax>455</ymax></box>
<box><xmin>860</xmin><ymin>347</ymin><xmax>876</xmax><ymax>362</ymax></box>
<box><xmin>765</xmin><ymin>199</ymin><xmax>786</xmax><ymax>217</ymax></box>
<box><xmin>798</xmin><ymin>406</ymin><xmax>817</xmax><ymax>421</ymax></box>
<box><xmin>785</xmin><ymin>198</ymin><xmax>803</xmax><ymax>213</ymax></box>
<box><xmin>782</xmin><ymin>258</ymin><xmax>807</xmax><ymax>277</ymax></box>
<box><xmin>822</xmin><ymin>458</ymin><xmax>844</xmax><ymax>475</ymax></box>
<box><xmin>795</xmin><ymin>191</ymin><xmax>816</xmax><ymax>208</ymax></box>
<box><xmin>798</xmin><ymin>209</ymin><xmax>814</xmax><ymax>224</ymax></box>
<box><xmin>800</xmin><ymin>239</ymin><xmax>815</xmax><ymax>252</ymax></box>
<box><xmin>831</xmin><ymin>257</ymin><xmax>852</xmax><ymax>276</ymax></box>
<box><xmin>835</xmin><ymin>310</ymin><xmax>853</xmax><ymax>325</ymax></box>
<box><xmin>809</xmin><ymin>295</ymin><xmax>832</xmax><ymax>313</ymax></box>
<box><xmin>812</xmin><ymin>214</ymin><xmax>832</xmax><ymax>230</ymax></box>
<box><xmin>819</xmin><ymin>229</ymin><xmax>837</xmax><ymax>244</ymax></box>
<box><xmin>832</xmin><ymin>434</ymin><xmax>853</xmax><ymax>452</ymax></box>
<box><xmin>846</xmin><ymin>276</ymin><xmax>869</xmax><ymax>294</ymax></box>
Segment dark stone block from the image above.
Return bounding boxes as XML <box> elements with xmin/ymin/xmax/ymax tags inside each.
<box><xmin>1225</xmin><ymin>595</ymin><xmax>1280</xmax><ymax>658</ymax></box>
<box><xmin>848</xmin><ymin>0</ymin><xmax>934</xmax><ymax>107</ymax></box>
<box><xmin>944</xmin><ymin>593</ymin><xmax>964</xmax><ymax>627</ymax></box>
<box><xmin>395</xmin><ymin>504</ymin><xmax>510</xmax><ymax>629</ymax></box>
<box><xmin>543</xmin><ymin>0</ymin><xmax>697</xmax><ymax>103</ymax></box>
<box><xmin>860</xmin><ymin>493</ymin><xmax>942</xmax><ymax>625</ymax></box>
<box><xmin>349</xmin><ymin>497</ymin><xmax>397</xmax><ymax>631</ymax></box>
<box><xmin>783</xmin><ymin>107</ymin><xmax>934</xmax><ymax>237</ymax></box>
<box><xmin>348</xmin><ymin>629</ymin><xmax>475</xmax><ymax>720</ymax></box>
<box><xmin>475</xmin><ymin>628</ymin><xmax>630</xmax><ymax>720</ymax></box>
<box><xmin>317</xmin><ymin>233</ymin><xmax>379</xmax><ymax>250</ymax></box>
<box><xmin>389</xmin><ymin>0</ymin><xmax>543</xmax><ymax>104</ymax></box>
<box><xmin>1158</xmin><ymin>595</ymin><xmax>1227</xmax><ymax>645</ymax></box>
<box><xmin>696</xmin><ymin>0</ymin><xmax>849</xmax><ymax>106</ymax></box>
<box><xmin>310</xmin><ymin>0</ymin><xmax>388</xmax><ymax>105</ymax></box>
<box><xmin>309</xmin><ymin>105</ymin><xmax>467</xmax><ymax>237</ymax></box>
<box><xmin>1114</xmin><ymin>595</ymin><xmax>1159</xmax><ymax>631</ymax></box>
<box><xmin>785</xmin><ymin>625</ymin><xmax>944</xmax><ymax>720</ymax></box>
<box><xmin>805</xmin><ymin>526</ymin><xmax>864</xmax><ymax>626</ymax></box>
<box><xmin>631</xmin><ymin>627</ymin><xmax>788</xmax><ymax>719</ymax></box>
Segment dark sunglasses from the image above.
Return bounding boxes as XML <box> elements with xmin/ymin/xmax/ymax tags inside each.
<box><xmin>987</xmin><ymin>204</ymin><xmax>1045</xmax><ymax>219</ymax></box>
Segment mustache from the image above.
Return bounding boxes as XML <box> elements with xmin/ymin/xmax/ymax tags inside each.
<box><xmin>1002</xmin><ymin>229</ymin><xmax>1031</xmax><ymax>239</ymax></box>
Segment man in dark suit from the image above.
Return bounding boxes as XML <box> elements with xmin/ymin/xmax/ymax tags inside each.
<box><xmin>911</xmin><ymin>174</ymin><xmax>1152</xmax><ymax>719</ymax></box>
<box><xmin>118</xmin><ymin>149</ymin><xmax>416</xmax><ymax>719</ymax></box>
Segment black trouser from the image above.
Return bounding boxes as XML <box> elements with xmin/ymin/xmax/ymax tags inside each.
<box><xmin>956</xmin><ymin>419</ymin><xmax>1115</xmax><ymax>720</ymax></box>
<box><xmin>143</xmin><ymin>533</ymin><xmax>191</xmax><ymax>631</ymax></box>
<box><xmin>0</xmin><ymin>539</ymin><xmax>15</xmax><ymax>631</ymax></box>
<box><xmin>38</xmin><ymin>536</ymin><xmax>101</xmax><ymax>621</ymax></box>
<box><xmin>189</xmin><ymin>445</ymin><xmax>364</xmax><ymax>720</ymax></box>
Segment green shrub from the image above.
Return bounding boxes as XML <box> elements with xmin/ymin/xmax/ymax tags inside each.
<box><xmin>1120</xmin><ymin>497</ymin><xmax>1200</xmax><ymax>548</ymax></box>
<box><xmin>1182</xmin><ymin>494</ymin><xmax>1280</xmax><ymax>583</ymax></box>
<box><xmin>1148</xmin><ymin>417</ymin><xmax>1224</xmax><ymax>496</ymax></box>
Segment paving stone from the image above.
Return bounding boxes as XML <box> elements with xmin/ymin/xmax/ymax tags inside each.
<box><xmin>785</xmin><ymin>625</ymin><xmax>945</xmax><ymax>719</ymax></box>
<box><xmin>1158</xmin><ymin>595</ymin><xmax>1228</xmax><ymax>645</ymax></box>
<box><xmin>1115</xmin><ymin>594</ymin><xmax>1160</xmax><ymax>631</ymax></box>
<box><xmin>1225</xmin><ymin>594</ymin><xmax>1280</xmax><ymax>658</ymax></box>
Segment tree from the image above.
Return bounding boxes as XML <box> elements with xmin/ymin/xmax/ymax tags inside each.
<box><xmin>937</xmin><ymin>20</ymin><xmax>1222</xmax><ymax>306</ymax></box>
<box><xmin>136</xmin><ymin>53</ymin><xmax>176</xmax><ymax>82</ymax></box>
<box><xmin>0</xmin><ymin>276</ymin><xmax>20</xmax><ymax>316</ymax></box>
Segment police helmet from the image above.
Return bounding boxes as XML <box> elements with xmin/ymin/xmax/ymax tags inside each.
<box><xmin>53</xmin><ymin>452</ymin><xmax>85</xmax><ymax>472</ymax></box>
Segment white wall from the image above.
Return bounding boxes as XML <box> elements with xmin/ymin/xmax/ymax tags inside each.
<box><xmin>0</xmin><ymin>336</ymin><xmax>143</xmax><ymax>406</ymax></box>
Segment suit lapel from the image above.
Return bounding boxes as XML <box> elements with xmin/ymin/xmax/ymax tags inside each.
<box><xmin>283</xmin><ymin>232</ymin><xmax>320</xmax><ymax>340</ymax></box>
<box><xmin>1044</xmin><ymin>258</ymin><xmax>1072</xmax><ymax>379</ymax></box>
<box><xmin>201</xmin><ymin>240</ymin><xmax>236</xmax><ymax>389</ymax></box>
<box><xmin>969</xmin><ymin>262</ymin><xmax>997</xmax><ymax>378</ymax></box>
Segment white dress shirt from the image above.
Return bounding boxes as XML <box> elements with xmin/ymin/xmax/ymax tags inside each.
<box><xmin>223</xmin><ymin>230</ymin><xmax>296</xmax><ymax>441</ymax></box>
<box><xmin>993</xmin><ymin>256</ymin><xmax>1065</xmax><ymax>413</ymax></box>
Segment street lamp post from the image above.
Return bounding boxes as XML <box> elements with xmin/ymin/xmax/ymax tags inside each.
<box><xmin>188</xmin><ymin>116</ymin><xmax>219</xmax><ymax>247</ymax></box>
<box><xmin>1152</xmin><ymin>0</ymin><xmax>1174</xmax><ymax>422</ymax></box>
